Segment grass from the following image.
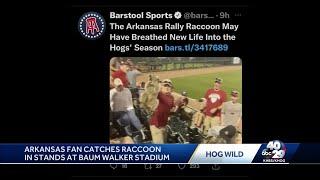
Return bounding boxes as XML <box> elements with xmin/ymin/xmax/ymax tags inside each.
<box><xmin>161</xmin><ymin>63</ymin><xmax>215</xmax><ymax>71</ymax></box>
<box><xmin>171</xmin><ymin>69</ymin><xmax>242</xmax><ymax>102</ymax></box>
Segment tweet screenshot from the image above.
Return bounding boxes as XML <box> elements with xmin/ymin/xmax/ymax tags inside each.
<box><xmin>1</xmin><ymin>2</ymin><xmax>320</xmax><ymax>178</ymax></box>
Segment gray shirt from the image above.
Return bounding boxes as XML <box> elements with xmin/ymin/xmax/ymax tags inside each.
<box><xmin>221</xmin><ymin>101</ymin><xmax>242</xmax><ymax>126</ymax></box>
<box><xmin>110</xmin><ymin>88</ymin><xmax>133</xmax><ymax>112</ymax></box>
<box><xmin>127</xmin><ymin>69</ymin><xmax>142</xmax><ymax>88</ymax></box>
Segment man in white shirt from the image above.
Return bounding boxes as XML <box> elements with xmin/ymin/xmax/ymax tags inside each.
<box><xmin>110</xmin><ymin>78</ymin><xmax>146</xmax><ymax>140</ymax></box>
<box><xmin>221</xmin><ymin>90</ymin><xmax>242</xmax><ymax>131</ymax></box>
<box><xmin>220</xmin><ymin>90</ymin><xmax>242</xmax><ymax>143</ymax></box>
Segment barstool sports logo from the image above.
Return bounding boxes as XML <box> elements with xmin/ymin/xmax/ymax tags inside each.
<box><xmin>262</xmin><ymin>140</ymin><xmax>287</xmax><ymax>163</ymax></box>
<box><xmin>78</xmin><ymin>12</ymin><xmax>106</xmax><ymax>39</ymax></box>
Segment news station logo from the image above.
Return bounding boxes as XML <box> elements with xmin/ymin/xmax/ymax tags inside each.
<box><xmin>262</xmin><ymin>140</ymin><xmax>287</xmax><ymax>163</ymax></box>
<box><xmin>78</xmin><ymin>12</ymin><xmax>105</xmax><ymax>39</ymax></box>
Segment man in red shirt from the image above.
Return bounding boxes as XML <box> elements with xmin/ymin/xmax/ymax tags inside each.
<box><xmin>149</xmin><ymin>79</ymin><xmax>175</xmax><ymax>144</ymax></box>
<box><xmin>202</xmin><ymin>77</ymin><xmax>227</xmax><ymax>136</ymax></box>
<box><xmin>111</xmin><ymin>60</ymin><xmax>130</xmax><ymax>88</ymax></box>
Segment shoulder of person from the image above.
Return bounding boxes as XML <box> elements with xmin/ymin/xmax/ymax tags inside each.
<box><xmin>134</xmin><ymin>69</ymin><xmax>142</xmax><ymax>73</ymax></box>
<box><xmin>206</xmin><ymin>88</ymin><xmax>213</xmax><ymax>93</ymax></box>
<box><xmin>111</xmin><ymin>70</ymin><xmax>118</xmax><ymax>76</ymax></box>
<box><xmin>221</xmin><ymin>101</ymin><xmax>228</xmax><ymax>107</ymax></box>
<box><xmin>224</xmin><ymin>100</ymin><xmax>232</xmax><ymax>104</ymax></box>
<box><xmin>110</xmin><ymin>88</ymin><xmax>117</xmax><ymax>94</ymax></box>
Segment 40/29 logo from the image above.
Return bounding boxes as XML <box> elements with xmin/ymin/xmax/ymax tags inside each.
<box><xmin>262</xmin><ymin>140</ymin><xmax>286</xmax><ymax>159</ymax></box>
<box><xmin>78</xmin><ymin>12</ymin><xmax>105</xmax><ymax>39</ymax></box>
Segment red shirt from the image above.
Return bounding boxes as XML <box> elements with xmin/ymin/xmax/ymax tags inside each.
<box><xmin>203</xmin><ymin>89</ymin><xmax>227</xmax><ymax>117</ymax></box>
<box><xmin>112</xmin><ymin>70</ymin><xmax>129</xmax><ymax>88</ymax></box>
<box><xmin>150</xmin><ymin>92</ymin><xmax>175</xmax><ymax>128</ymax></box>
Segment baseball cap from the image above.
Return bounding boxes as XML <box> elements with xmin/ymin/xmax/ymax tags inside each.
<box><xmin>215</xmin><ymin>77</ymin><xmax>223</xmax><ymax>84</ymax></box>
<box><xmin>127</xmin><ymin>59</ymin><xmax>134</xmax><ymax>65</ymax></box>
<box><xmin>231</xmin><ymin>90</ymin><xmax>239</xmax><ymax>97</ymax></box>
<box><xmin>162</xmin><ymin>79</ymin><xmax>173</xmax><ymax>87</ymax></box>
<box><xmin>114</xmin><ymin>78</ymin><xmax>123</xmax><ymax>87</ymax></box>
<box><xmin>220</xmin><ymin>125</ymin><xmax>237</xmax><ymax>139</ymax></box>
<box><xmin>120</xmin><ymin>60</ymin><xmax>130</xmax><ymax>66</ymax></box>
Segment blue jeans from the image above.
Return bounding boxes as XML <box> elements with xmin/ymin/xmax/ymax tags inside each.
<box><xmin>112</xmin><ymin>111</ymin><xmax>131</xmax><ymax>136</ymax></box>
<box><xmin>122</xmin><ymin>109</ymin><xmax>143</xmax><ymax>131</ymax></box>
<box><xmin>112</xmin><ymin>110</ymin><xmax>143</xmax><ymax>137</ymax></box>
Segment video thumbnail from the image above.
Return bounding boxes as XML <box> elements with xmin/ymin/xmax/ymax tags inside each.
<box><xmin>109</xmin><ymin>57</ymin><xmax>242</xmax><ymax>144</ymax></box>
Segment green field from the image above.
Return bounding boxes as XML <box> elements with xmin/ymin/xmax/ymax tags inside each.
<box><xmin>171</xmin><ymin>69</ymin><xmax>242</xmax><ymax>102</ymax></box>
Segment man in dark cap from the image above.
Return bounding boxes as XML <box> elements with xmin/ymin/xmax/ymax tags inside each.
<box><xmin>126</xmin><ymin>59</ymin><xmax>142</xmax><ymax>89</ymax></box>
<box><xmin>110</xmin><ymin>57</ymin><xmax>121</xmax><ymax>73</ymax></box>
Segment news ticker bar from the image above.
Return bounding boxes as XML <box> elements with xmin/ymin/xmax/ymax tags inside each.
<box><xmin>0</xmin><ymin>143</ymin><xmax>319</xmax><ymax>164</ymax></box>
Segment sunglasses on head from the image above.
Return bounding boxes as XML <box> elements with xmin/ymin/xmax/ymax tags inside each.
<box><xmin>215</xmin><ymin>78</ymin><xmax>222</xmax><ymax>83</ymax></box>
<box><xmin>231</xmin><ymin>91</ymin><xmax>239</xmax><ymax>96</ymax></box>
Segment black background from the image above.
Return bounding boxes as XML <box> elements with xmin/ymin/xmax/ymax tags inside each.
<box><xmin>1</xmin><ymin>0</ymin><xmax>319</xmax><ymax>178</ymax></box>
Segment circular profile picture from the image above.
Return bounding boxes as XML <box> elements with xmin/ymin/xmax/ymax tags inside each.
<box><xmin>78</xmin><ymin>12</ymin><xmax>106</xmax><ymax>39</ymax></box>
